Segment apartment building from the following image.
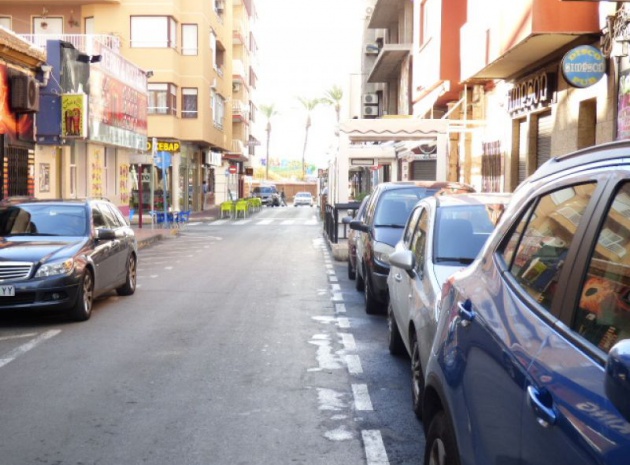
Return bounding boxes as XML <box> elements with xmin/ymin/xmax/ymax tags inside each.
<box><xmin>0</xmin><ymin>0</ymin><xmax>256</xmax><ymax>213</ymax></box>
<box><xmin>229</xmin><ymin>0</ymin><xmax>259</xmax><ymax>199</ymax></box>
<box><xmin>335</xmin><ymin>0</ymin><xmax>614</xmax><ymax>202</ymax></box>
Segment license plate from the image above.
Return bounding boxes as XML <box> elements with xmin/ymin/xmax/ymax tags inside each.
<box><xmin>0</xmin><ymin>285</ymin><xmax>15</xmax><ymax>297</ymax></box>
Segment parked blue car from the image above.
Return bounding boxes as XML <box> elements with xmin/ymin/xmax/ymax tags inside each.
<box><xmin>422</xmin><ymin>141</ymin><xmax>630</xmax><ymax>465</ymax></box>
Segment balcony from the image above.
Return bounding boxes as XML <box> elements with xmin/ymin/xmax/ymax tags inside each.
<box><xmin>368</xmin><ymin>43</ymin><xmax>411</xmax><ymax>83</ymax></box>
<box><xmin>460</xmin><ymin>0</ymin><xmax>600</xmax><ymax>81</ymax></box>
<box><xmin>232</xmin><ymin>101</ymin><xmax>250</xmax><ymax>122</ymax></box>
<box><xmin>20</xmin><ymin>33</ymin><xmax>121</xmax><ymax>54</ymax></box>
<box><xmin>368</xmin><ymin>0</ymin><xmax>402</xmax><ymax>29</ymax></box>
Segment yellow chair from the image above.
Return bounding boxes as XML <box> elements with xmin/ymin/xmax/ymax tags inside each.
<box><xmin>220</xmin><ymin>201</ymin><xmax>234</xmax><ymax>219</ymax></box>
<box><xmin>235</xmin><ymin>199</ymin><xmax>249</xmax><ymax>218</ymax></box>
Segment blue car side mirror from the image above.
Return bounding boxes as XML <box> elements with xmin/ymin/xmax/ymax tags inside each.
<box><xmin>605</xmin><ymin>339</ymin><xmax>630</xmax><ymax>422</ymax></box>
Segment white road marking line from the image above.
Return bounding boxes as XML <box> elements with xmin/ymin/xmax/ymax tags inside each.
<box><xmin>164</xmin><ymin>266</ymin><xmax>173</xmax><ymax>270</ymax></box>
<box><xmin>362</xmin><ymin>430</ymin><xmax>389</xmax><ymax>465</ymax></box>
<box><xmin>331</xmin><ymin>283</ymin><xmax>340</xmax><ymax>291</ymax></box>
<box><xmin>335</xmin><ymin>303</ymin><xmax>346</xmax><ymax>313</ymax></box>
<box><xmin>0</xmin><ymin>333</ymin><xmax>37</xmax><ymax>342</ymax></box>
<box><xmin>0</xmin><ymin>330</ymin><xmax>61</xmax><ymax>369</ymax></box>
<box><xmin>329</xmin><ymin>275</ymin><xmax>338</xmax><ymax>282</ymax></box>
<box><xmin>345</xmin><ymin>354</ymin><xmax>363</xmax><ymax>374</ymax></box>
<box><xmin>340</xmin><ymin>333</ymin><xmax>355</xmax><ymax>350</ymax></box>
<box><xmin>281</xmin><ymin>220</ymin><xmax>294</xmax><ymax>225</ymax></box>
<box><xmin>257</xmin><ymin>219</ymin><xmax>273</xmax><ymax>225</ymax></box>
<box><xmin>352</xmin><ymin>384</ymin><xmax>374</xmax><ymax>411</ymax></box>
<box><xmin>337</xmin><ymin>317</ymin><xmax>350</xmax><ymax>329</ymax></box>
<box><xmin>332</xmin><ymin>292</ymin><xmax>344</xmax><ymax>302</ymax></box>
<box><xmin>213</xmin><ymin>219</ymin><xmax>230</xmax><ymax>225</ymax></box>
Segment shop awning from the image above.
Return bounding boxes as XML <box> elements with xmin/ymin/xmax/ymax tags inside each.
<box><xmin>339</xmin><ymin>118</ymin><xmax>448</xmax><ymax>143</ymax></box>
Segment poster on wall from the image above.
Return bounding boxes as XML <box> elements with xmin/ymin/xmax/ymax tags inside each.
<box><xmin>618</xmin><ymin>68</ymin><xmax>630</xmax><ymax>140</ymax></box>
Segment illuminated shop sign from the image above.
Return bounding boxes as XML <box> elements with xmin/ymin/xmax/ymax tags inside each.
<box><xmin>562</xmin><ymin>45</ymin><xmax>606</xmax><ymax>88</ymax></box>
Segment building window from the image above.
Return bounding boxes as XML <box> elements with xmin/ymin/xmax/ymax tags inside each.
<box><xmin>182</xmin><ymin>24</ymin><xmax>198</xmax><ymax>56</ymax></box>
<box><xmin>148</xmin><ymin>83</ymin><xmax>178</xmax><ymax>115</ymax></box>
<box><xmin>131</xmin><ymin>16</ymin><xmax>177</xmax><ymax>48</ymax></box>
<box><xmin>0</xmin><ymin>17</ymin><xmax>11</xmax><ymax>30</ymax></box>
<box><xmin>211</xmin><ymin>90</ymin><xmax>225</xmax><ymax>130</ymax></box>
<box><xmin>182</xmin><ymin>88</ymin><xmax>198</xmax><ymax>118</ymax></box>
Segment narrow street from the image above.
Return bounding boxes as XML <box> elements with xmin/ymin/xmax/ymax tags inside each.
<box><xmin>0</xmin><ymin>207</ymin><xmax>423</xmax><ymax>465</ymax></box>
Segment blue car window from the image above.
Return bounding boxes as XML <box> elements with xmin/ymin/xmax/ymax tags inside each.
<box><xmin>502</xmin><ymin>183</ymin><xmax>596</xmax><ymax>310</ymax></box>
<box><xmin>575</xmin><ymin>182</ymin><xmax>630</xmax><ymax>352</ymax></box>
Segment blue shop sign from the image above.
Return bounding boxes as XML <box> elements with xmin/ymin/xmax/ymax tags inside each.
<box><xmin>561</xmin><ymin>45</ymin><xmax>605</xmax><ymax>89</ymax></box>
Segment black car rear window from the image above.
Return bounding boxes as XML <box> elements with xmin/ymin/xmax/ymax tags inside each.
<box><xmin>374</xmin><ymin>187</ymin><xmax>437</xmax><ymax>227</ymax></box>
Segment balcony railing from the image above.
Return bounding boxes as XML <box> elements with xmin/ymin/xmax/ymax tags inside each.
<box><xmin>20</xmin><ymin>34</ymin><xmax>121</xmax><ymax>54</ymax></box>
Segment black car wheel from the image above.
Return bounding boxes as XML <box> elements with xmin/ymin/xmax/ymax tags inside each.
<box><xmin>69</xmin><ymin>270</ymin><xmax>94</xmax><ymax>321</ymax></box>
<box><xmin>363</xmin><ymin>267</ymin><xmax>380</xmax><ymax>315</ymax></box>
<box><xmin>116</xmin><ymin>253</ymin><xmax>137</xmax><ymax>296</ymax></box>
<box><xmin>388</xmin><ymin>303</ymin><xmax>405</xmax><ymax>356</ymax></box>
<box><xmin>411</xmin><ymin>334</ymin><xmax>425</xmax><ymax>419</ymax></box>
<box><xmin>424</xmin><ymin>411</ymin><xmax>461</xmax><ymax>465</ymax></box>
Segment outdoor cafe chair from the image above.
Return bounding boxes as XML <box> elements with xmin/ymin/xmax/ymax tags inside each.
<box><xmin>220</xmin><ymin>201</ymin><xmax>234</xmax><ymax>219</ymax></box>
<box><xmin>235</xmin><ymin>199</ymin><xmax>249</xmax><ymax>219</ymax></box>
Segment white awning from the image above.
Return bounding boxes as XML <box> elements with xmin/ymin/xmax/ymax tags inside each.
<box><xmin>339</xmin><ymin>118</ymin><xmax>448</xmax><ymax>142</ymax></box>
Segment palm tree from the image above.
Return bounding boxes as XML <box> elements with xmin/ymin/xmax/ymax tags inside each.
<box><xmin>260</xmin><ymin>104</ymin><xmax>278</xmax><ymax>180</ymax></box>
<box><xmin>296</xmin><ymin>96</ymin><xmax>322</xmax><ymax>180</ymax></box>
<box><xmin>322</xmin><ymin>85</ymin><xmax>343</xmax><ymax>132</ymax></box>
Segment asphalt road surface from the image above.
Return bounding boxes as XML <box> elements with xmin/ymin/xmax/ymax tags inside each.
<box><xmin>0</xmin><ymin>206</ymin><xmax>424</xmax><ymax>465</ymax></box>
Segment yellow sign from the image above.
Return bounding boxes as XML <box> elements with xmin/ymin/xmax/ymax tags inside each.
<box><xmin>61</xmin><ymin>94</ymin><xmax>88</xmax><ymax>138</ymax></box>
<box><xmin>147</xmin><ymin>139</ymin><xmax>181</xmax><ymax>153</ymax></box>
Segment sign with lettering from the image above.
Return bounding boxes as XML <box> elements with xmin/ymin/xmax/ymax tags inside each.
<box><xmin>507</xmin><ymin>72</ymin><xmax>555</xmax><ymax>115</ymax></box>
<box><xmin>147</xmin><ymin>139</ymin><xmax>181</xmax><ymax>153</ymax></box>
<box><xmin>562</xmin><ymin>45</ymin><xmax>605</xmax><ymax>88</ymax></box>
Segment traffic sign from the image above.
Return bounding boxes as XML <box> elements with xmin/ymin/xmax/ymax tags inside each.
<box><xmin>228</xmin><ymin>165</ymin><xmax>237</xmax><ymax>174</ymax></box>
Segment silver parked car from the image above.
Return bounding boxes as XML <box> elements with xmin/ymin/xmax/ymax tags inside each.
<box><xmin>387</xmin><ymin>192</ymin><xmax>510</xmax><ymax>417</ymax></box>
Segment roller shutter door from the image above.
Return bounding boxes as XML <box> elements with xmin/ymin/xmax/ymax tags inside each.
<box><xmin>518</xmin><ymin>119</ymin><xmax>528</xmax><ymax>185</ymax></box>
<box><xmin>411</xmin><ymin>160</ymin><xmax>437</xmax><ymax>180</ymax></box>
<box><xmin>536</xmin><ymin>113</ymin><xmax>553</xmax><ymax>169</ymax></box>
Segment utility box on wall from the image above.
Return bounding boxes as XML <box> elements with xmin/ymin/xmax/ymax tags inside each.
<box><xmin>10</xmin><ymin>74</ymin><xmax>40</xmax><ymax>113</ymax></box>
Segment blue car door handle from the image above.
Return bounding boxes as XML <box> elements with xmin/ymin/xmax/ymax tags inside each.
<box><xmin>527</xmin><ymin>385</ymin><xmax>557</xmax><ymax>428</ymax></box>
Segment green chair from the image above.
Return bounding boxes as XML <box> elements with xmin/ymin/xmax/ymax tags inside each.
<box><xmin>220</xmin><ymin>201</ymin><xmax>234</xmax><ymax>219</ymax></box>
<box><xmin>235</xmin><ymin>199</ymin><xmax>249</xmax><ymax>218</ymax></box>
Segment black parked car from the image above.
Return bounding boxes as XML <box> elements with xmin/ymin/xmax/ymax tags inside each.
<box><xmin>350</xmin><ymin>181</ymin><xmax>474</xmax><ymax>314</ymax></box>
<box><xmin>0</xmin><ymin>198</ymin><xmax>137</xmax><ymax>321</ymax></box>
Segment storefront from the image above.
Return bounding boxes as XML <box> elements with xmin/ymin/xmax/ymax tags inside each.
<box><xmin>0</xmin><ymin>30</ymin><xmax>46</xmax><ymax>200</ymax></box>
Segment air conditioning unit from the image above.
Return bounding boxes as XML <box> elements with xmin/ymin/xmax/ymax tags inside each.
<box><xmin>216</xmin><ymin>0</ymin><xmax>225</xmax><ymax>12</ymax></box>
<box><xmin>365</xmin><ymin>43</ymin><xmax>379</xmax><ymax>55</ymax></box>
<box><xmin>10</xmin><ymin>74</ymin><xmax>39</xmax><ymax>113</ymax></box>
<box><xmin>362</xmin><ymin>105</ymin><xmax>378</xmax><ymax>117</ymax></box>
<box><xmin>362</xmin><ymin>93</ymin><xmax>379</xmax><ymax>104</ymax></box>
